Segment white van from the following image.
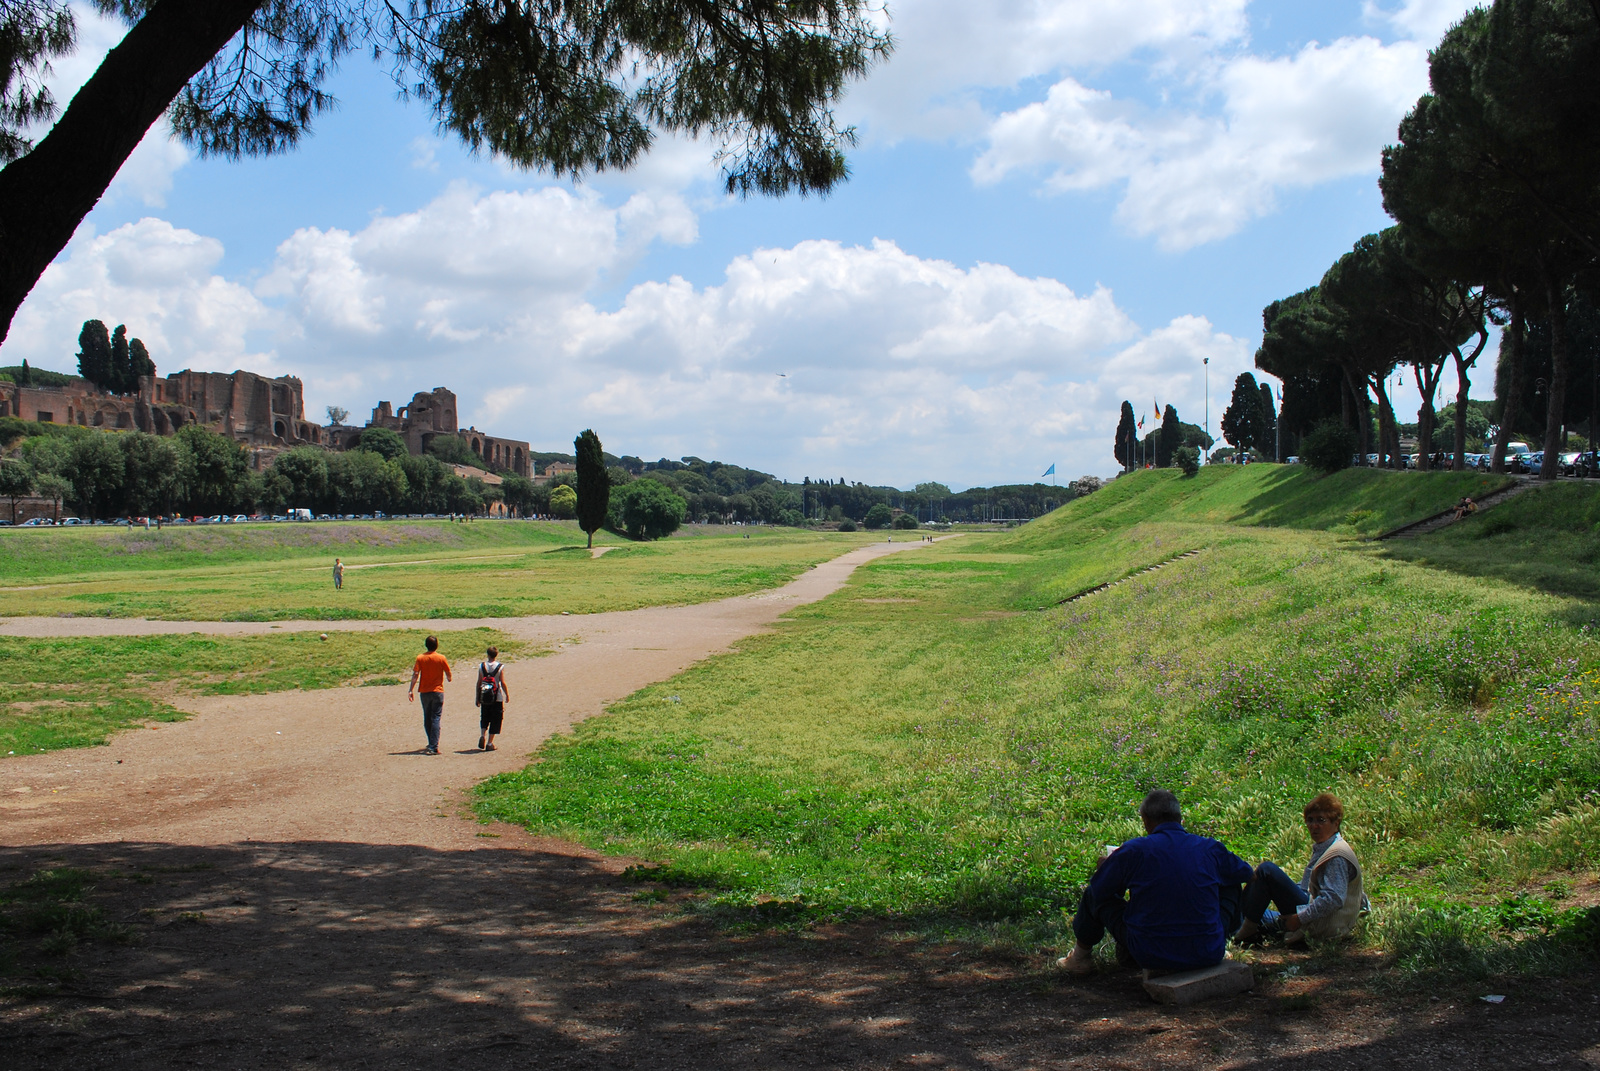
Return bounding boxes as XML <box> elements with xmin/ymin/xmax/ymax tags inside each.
<box><xmin>287</xmin><ymin>508</ymin><xmax>313</xmax><ymax>521</ymax></box>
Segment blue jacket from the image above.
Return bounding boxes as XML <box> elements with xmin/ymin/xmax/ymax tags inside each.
<box><xmin>1089</xmin><ymin>822</ymin><xmax>1252</xmax><ymax>971</ymax></box>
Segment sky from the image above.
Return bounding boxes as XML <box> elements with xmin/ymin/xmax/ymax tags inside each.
<box><xmin>4</xmin><ymin>0</ymin><xmax>1482</xmax><ymax>490</ymax></box>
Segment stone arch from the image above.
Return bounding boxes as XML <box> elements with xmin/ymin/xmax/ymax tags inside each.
<box><xmin>514</xmin><ymin>448</ymin><xmax>523</xmax><ymax>472</ymax></box>
<box><xmin>471</xmin><ymin>437</ymin><xmax>482</xmax><ymax>456</ymax></box>
<box><xmin>116</xmin><ymin>412</ymin><xmax>131</xmax><ymax>429</ymax></box>
<box><xmin>274</xmin><ymin>419</ymin><xmax>286</xmax><ymax>439</ymax></box>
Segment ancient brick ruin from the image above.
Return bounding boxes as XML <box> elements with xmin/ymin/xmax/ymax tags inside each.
<box><xmin>0</xmin><ymin>371</ymin><xmax>530</xmax><ymax>476</ymax></box>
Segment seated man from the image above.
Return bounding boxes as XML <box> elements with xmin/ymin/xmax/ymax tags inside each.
<box><xmin>1235</xmin><ymin>793</ymin><xmax>1367</xmax><ymax>945</ymax></box>
<box><xmin>1058</xmin><ymin>789</ymin><xmax>1251</xmax><ymax>976</ymax></box>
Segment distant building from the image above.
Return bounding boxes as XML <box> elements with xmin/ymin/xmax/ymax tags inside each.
<box><xmin>0</xmin><ymin>372</ymin><xmax>530</xmax><ymax>477</ymax></box>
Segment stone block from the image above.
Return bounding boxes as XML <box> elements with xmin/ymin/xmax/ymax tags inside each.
<box><xmin>1141</xmin><ymin>959</ymin><xmax>1254</xmax><ymax>1006</ymax></box>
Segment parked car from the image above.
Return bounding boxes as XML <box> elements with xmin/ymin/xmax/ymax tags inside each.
<box><xmin>20</xmin><ymin>517</ymin><xmax>53</xmax><ymax>526</ymax></box>
<box><xmin>1571</xmin><ymin>451</ymin><xmax>1600</xmax><ymax>478</ymax></box>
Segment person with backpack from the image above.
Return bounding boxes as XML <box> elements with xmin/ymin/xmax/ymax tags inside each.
<box><xmin>476</xmin><ymin>646</ymin><xmax>510</xmax><ymax>751</ymax></box>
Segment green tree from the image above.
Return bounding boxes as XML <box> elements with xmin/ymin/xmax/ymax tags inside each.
<box><xmin>426</xmin><ymin>434</ymin><xmax>474</xmax><ymax>466</ymax></box>
<box><xmin>863</xmin><ymin>502</ymin><xmax>893</xmax><ymax>529</ymax></box>
<box><xmin>65</xmin><ymin>431</ymin><xmax>124</xmax><ymax>518</ymax></box>
<box><xmin>119</xmin><ymin>430</ymin><xmax>181</xmax><ymax>518</ymax></box>
<box><xmin>610</xmin><ymin>478</ymin><xmax>687</xmax><ymax>540</ymax></box>
<box><xmin>328</xmin><ymin>449</ymin><xmax>406</xmax><ymax>514</ymax></box>
<box><xmin>34</xmin><ymin>471</ymin><xmax>70</xmax><ymax>522</ymax></box>
<box><xmin>1221</xmin><ymin>373</ymin><xmax>1268</xmax><ymax>454</ymax></box>
<box><xmin>129</xmin><ymin>336</ymin><xmax>155</xmax><ymax>382</ymax></box>
<box><xmin>399</xmin><ymin>453</ymin><xmax>452</xmax><ymax>513</ymax></box>
<box><xmin>109</xmin><ymin>323</ymin><xmax>130</xmax><ymax>393</ymax></box>
<box><xmin>355</xmin><ymin>426</ymin><xmax>408</xmax><ymax>460</ymax></box>
<box><xmin>271</xmin><ymin>446</ymin><xmax>329</xmax><ymax>512</ymax></box>
<box><xmin>1256</xmin><ymin>383</ymin><xmax>1278</xmax><ymax>460</ymax></box>
<box><xmin>891</xmin><ymin>512</ymin><xmax>918</xmax><ymax>529</ymax></box>
<box><xmin>1156</xmin><ymin>404</ymin><xmax>1181</xmax><ymax>468</ymax></box>
<box><xmin>0</xmin><ymin>457</ymin><xmax>33</xmax><ymax>524</ymax></box>
<box><xmin>1302</xmin><ymin>419</ymin><xmax>1359</xmax><ymax>475</ymax></box>
<box><xmin>175</xmin><ymin>424</ymin><xmax>246</xmax><ymax>515</ymax></box>
<box><xmin>500</xmin><ymin>472</ymin><xmax>535</xmax><ymax>517</ymax></box>
<box><xmin>574</xmin><ymin>428</ymin><xmax>608</xmax><ymax>548</ymax></box>
<box><xmin>76</xmin><ymin>318</ymin><xmax>110</xmax><ymax>388</ymax></box>
<box><xmin>1114</xmin><ymin>400</ymin><xmax>1137</xmax><ymax>471</ymax></box>
<box><xmin>0</xmin><ymin>0</ymin><xmax>889</xmax><ymax>348</ymax></box>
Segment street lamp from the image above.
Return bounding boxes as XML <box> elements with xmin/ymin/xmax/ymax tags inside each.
<box><xmin>1203</xmin><ymin>357</ymin><xmax>1210</xmax><ymax>462</ymax></box>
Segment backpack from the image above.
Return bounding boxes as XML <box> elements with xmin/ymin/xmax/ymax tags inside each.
<box><xmin>478</xmin><ymin>662</ymin><xmax>503</xmax><ymax>704</ymax></box>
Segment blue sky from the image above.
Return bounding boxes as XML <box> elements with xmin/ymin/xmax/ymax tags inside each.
<box><xmin>6</xmin><ymin>0</ymin><xmax>1479</xmax><ymax>488</ymax></box>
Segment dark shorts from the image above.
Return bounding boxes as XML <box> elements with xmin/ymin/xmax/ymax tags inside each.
<box><xmin>479</xmin><ymin>701</ymin><xmax>504</xmax><ymax>734</ymax></box>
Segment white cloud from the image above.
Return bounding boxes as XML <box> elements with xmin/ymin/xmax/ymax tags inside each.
<box><xmin>974</xmin><ymin>35</ymin><xmax>1429</xmax><ymax>249</ymax></box>
<box><xmin>1365</xmin><ymin>0</ymin><xmax>1481</xmax><ymax>42</ymax></box>
<box><xmin>6</xmin><ymin>218</ymin><xmax>275</xmax><ymax>374</ymax></box>
<box><xmin>846</xmin><ymin>0</ymin><xmax>1250</xmax><ymax>139</ymax></box>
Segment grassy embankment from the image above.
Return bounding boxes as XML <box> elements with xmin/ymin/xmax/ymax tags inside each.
<box><xmin>0</xmin><ymin>521</ymin><xmax>874</xmax><ymax>620</ymax></box>
<box><xmin>0</xmin><ymin>628</ymin><xmax>523</xmax><ymax>755</ymax></box>
<box><xmin>476</xmin><ymin>464</ymin><xmax>1599</xmax><ymax>977</ymax></box>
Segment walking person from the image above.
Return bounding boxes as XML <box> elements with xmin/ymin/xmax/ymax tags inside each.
<box><xmin>407</xmin><ymin>635</ymin><xmax>452</xmax><ymax>755</ymax></box>
<box><xmin>476</xmin><ymin>646</ymin><xmax>510</xmax><ymax>751</ymax></box>
<box><xmin>333</xmin><ymin>557</ymin><xmax>344</xmax><ymax>590</ymax></box>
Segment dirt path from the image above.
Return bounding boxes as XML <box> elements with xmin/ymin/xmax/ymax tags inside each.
<box><xmin>0</xmin><ymin>539</ymin><xmax>936</xmax><ymax>849</ymax></box>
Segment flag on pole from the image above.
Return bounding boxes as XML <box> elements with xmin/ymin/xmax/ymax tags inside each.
<box><xmin>1041</xmin><ymin>463</ymin><xmax>1056</xmax><ymax>477</ymax></box>
<box><xmin>1138</xmin><ymin>416</ymin><xmax>1146</xmax><ymax>430</ymax></box>
<box><xmin>1154</xmin><ymin>398</ymin><xmax>1162</xmax><ymax>421</ymax></box>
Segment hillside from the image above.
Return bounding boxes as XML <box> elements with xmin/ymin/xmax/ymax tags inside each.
<box><xmin>479</xmin><ymin>465</ymin><xmax>1600</xmax><ymax>978</ymax></box>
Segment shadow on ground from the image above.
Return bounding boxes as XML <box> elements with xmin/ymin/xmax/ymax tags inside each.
<box><xmin>3</xmin><ymin>841</ymin><xmax>1597</xmax><ymax>1070</ymax></box>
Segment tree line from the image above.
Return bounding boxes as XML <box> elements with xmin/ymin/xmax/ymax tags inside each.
<box><xmin>1112</xmin><ymin>402</ymin><xmax>1216</xmax><ymax>472</ymax></box>
<box><xmin>1255</xmin><ymin>0</ymin><xmax>1600</xmax><ymax>477</ymax></box>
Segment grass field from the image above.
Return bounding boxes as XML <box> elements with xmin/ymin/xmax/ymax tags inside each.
<box><xmin>0</xmin><ymin>628</ymin><xmax>524</xmax><ymax>755</ymax></box>
<box><xmin>0</xmin><ymin>521</ymin><xmax>874</xmax><ymax>620</ymax></box>
<box><xmin>476</xmin><ymin>465</ymin><xmax>1600</xmax><ymax>975</ymax></box>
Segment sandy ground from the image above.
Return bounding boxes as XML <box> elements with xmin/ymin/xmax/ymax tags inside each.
<box><xmin>4</xmin><ymin>537</ymin><xmax>1599</xmax><ymax>1068</ymax></box>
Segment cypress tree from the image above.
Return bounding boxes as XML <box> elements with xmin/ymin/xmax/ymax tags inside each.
<box><xmin>1257</xmin><ymin>382</ymin><xmax>1278</xmax><ymax>460</ymax></box>
<box><xmin>1156</xmin><ymin>405</ymin><xmax>1181</xmax><ymax>467</ymax></box>
<box><xmin>110</xmin><ymin>324</ymin><xmax>131</xmax><ymax>394</ymax></box>
<box><xmin>76</xmin><ymin>319</ymin><xmax>111</xmax><ymax>389</ymax></box>
<box><xmin>1221</xmin><ymin>373</ymin><xmax>1264</xmax><ymax>455</ymax></box>
<box><xmin>1114</xmin><ymin>400</ymin><xmax>1137</xmax><ymax>472</ymax></box>
<box><xmin>129</xmin><ymin>337</ymin><xmax>156</xmax><ymax>384</ymax></box>
<box><xmin>574</xmin><ymin>429</ymin><xmax>610</xmax><ymax>549</ymax></box>
<box><xmin>18</xmin><ymin>358</ymin><xmax>30</xmax><ymax>386</ymax></box>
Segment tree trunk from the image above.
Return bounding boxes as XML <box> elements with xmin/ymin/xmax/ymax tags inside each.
<box><xmin>0</xmin><ymin>0</ymin><xmax>263</xmax><ymax>347</ymax></box>
<box><xmin>1371</xmin><ymin>377</ymin><xmax>1399</xmax><ymax>469</ymax></box>
<box><xmin>1343</xmin><ymin>369</ymin><xmax>1370</xmax><ymax>463</ymax></box>
<box><xmin>1541</xmin><ymin>265</ymin><xmax>1571</xmax><ymax>482</ymax></box>
<box><xmin>1452</xmin><ymin>350</ymin><xmax>1471</xmax><ymax>470</ymax></box>
<box><xmin>1492</xmin><ymin>295</ymin><xmax>1525</xmax><ymax>474</ymax></box>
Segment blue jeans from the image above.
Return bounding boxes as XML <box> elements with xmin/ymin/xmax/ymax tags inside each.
<box><xmin>1242</xmin><ymin>861</ymin><xmax>1309</xmax><ymax>930</ymax></box>
<box><xmin>420</xmin><ymin>692</ymin><xmax>443</xmax><ymax>751</ymax></box>
<box><xmin>1071</xmin><ymin>883</ymin><xmax>1243</xmax><ymax>966</ymax></box>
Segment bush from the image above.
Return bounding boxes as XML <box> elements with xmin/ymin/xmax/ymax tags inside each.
<box><xmin>1174</xmin><ymin>445</ymin><xmax>1200</xmax><ymax>476</ymax></box>
<box><xmin>426</xmin><ymin>434</ymin><xmax>474</xmax><ymax>466</ymax></box>
<box><xmin>892</xmin><ymin>513</ymin><xmax>918</xmax><ymax>530</ymax></box>
<box><xmin>1301</xmin><ymin>419</ymin><xmax>1359</xmax><ymax>474</ymax></box>
<box><xmin>838</xmin><ymin>519</ymin><xmax>858</xmax><ymax>532</ymax></box>
<box><xmin>549</xmin><ymin>484</ymin><xmax>577</xmax><ymax>518</ymax></box>
<box><xmin>863</xmin><ymin>502</ymin><xmax>894</xmax><ymax>529</ymax></box>
<box><xmin>356</xmin><ymin>427</ymin><xmax>408</xmax><ymax>460</ymax></box>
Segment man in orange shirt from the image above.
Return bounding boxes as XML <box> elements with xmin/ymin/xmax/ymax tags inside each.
<box><xmin>408</xmin><ymin>635</ymin><xmax>453</xmax><ymax>755</ymax></box>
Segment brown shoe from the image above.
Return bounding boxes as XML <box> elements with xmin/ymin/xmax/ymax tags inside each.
<box><xmin>1056</xmin><ymin>945</ymin><xmax>1095</xmax><ymax>976</ymax></box>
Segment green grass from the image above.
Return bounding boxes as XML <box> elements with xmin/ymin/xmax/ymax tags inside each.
<box><xmin>1382</xmin><ymin>480</ymin><xmax>1600</xmax><ymax>603</ymax></box>
<box><xmin>476</xmin><ymin>465</ymin><xmax>1600</xmax><ymax>975</ymax></box>
<box><xmin>0</xmin><ymin>521</ymin><xmax>874</xmax><ymax>620</ymax></box>
<box><xmin>0</xmin><ymin>628</ymin><xmax>525</xmax><ymax>755</ymax></box>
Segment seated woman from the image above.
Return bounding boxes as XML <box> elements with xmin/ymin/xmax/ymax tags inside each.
<box><xmin>1235</xmin><ymin>793</ymin><xmax>1367</xmax><ymax>945</ymax></box>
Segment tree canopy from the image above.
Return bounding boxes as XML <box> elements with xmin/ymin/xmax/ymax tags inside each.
<box><xmin>0</xmin><ymin>0</ymin><xmax>890</xmax><ymax>348</ymax></box>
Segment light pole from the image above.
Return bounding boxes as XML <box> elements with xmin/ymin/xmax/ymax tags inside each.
<box><xmin>1203</xmin><ymin>357</ymin><xmax>1210</xmax><ymax>463</ymax></box>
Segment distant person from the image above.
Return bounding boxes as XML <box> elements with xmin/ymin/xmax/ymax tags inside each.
<box><xmin>1451</xmin><ymin>496</ymin><xmax>1477</xmax><ymax>521</ymax></box>
<box><xmin>476</xmin><ymin>646</ymin><xmax>510</xmax><ymax>751</ymax></box>
<box><xmin>333</xmin><ymin>557</ymin><xmax>344</xmax><ymax>590</ymax></box>
<box><xmin>408</xmin><ymin>636</ymin><xmax>453</xmax><ymax>755</ymax></box>
<box><xmin>1235</xmin><ymin>793</ymin><xmax>1367</xmax><ymax>946</ymax></box>
<box><xmin>1058</xmin><ymin>789</ymin><xmax>1251</xmax><ymax>976</ymax></box>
